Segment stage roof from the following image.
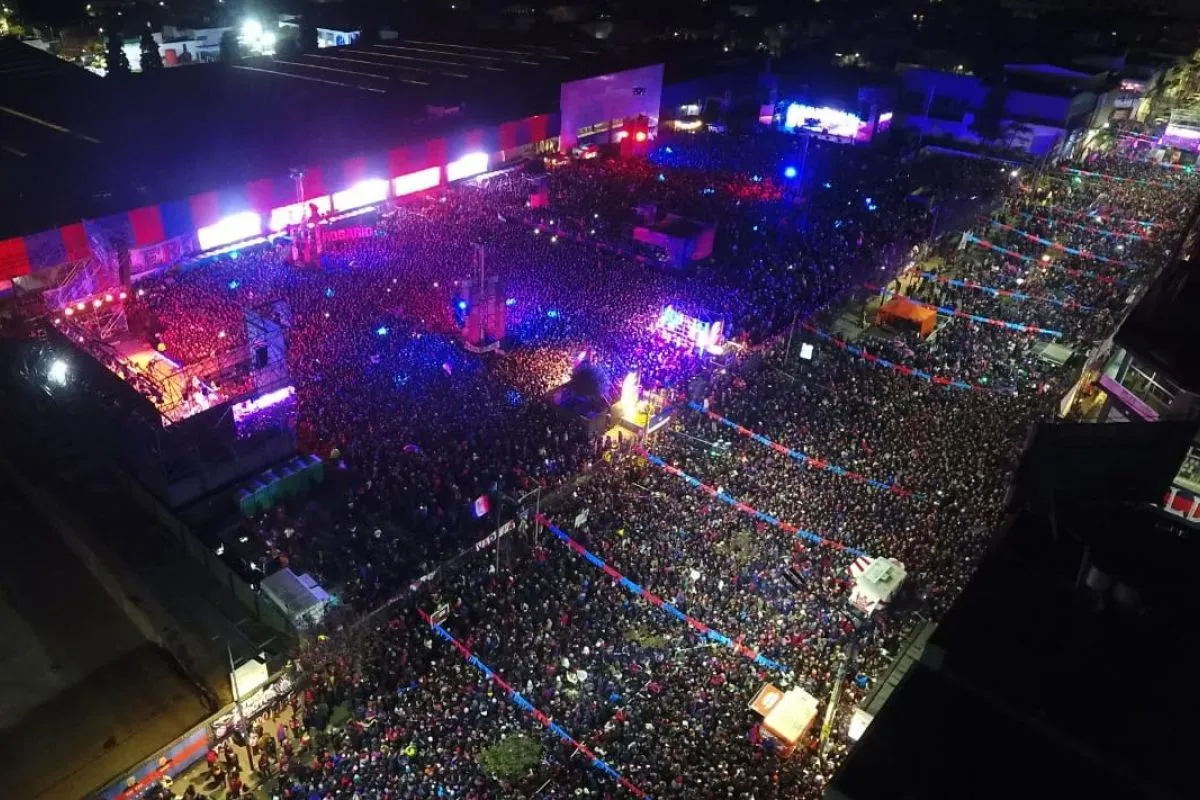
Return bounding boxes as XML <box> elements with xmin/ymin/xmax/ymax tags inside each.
<box><xmin>0</xmin><ymin>34</ymin><xmax>682</xmax><ymax>239</ymax></box>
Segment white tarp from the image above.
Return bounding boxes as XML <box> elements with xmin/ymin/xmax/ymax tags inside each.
<box><xmin>261</xmin><ymin>567</ymin><xmax>330</xmax><ymax>629</ymax></box>
<box><xmin>849</xmin><ymin>557</ymin><xmax>907</xmax><ymax>614</ymax></box>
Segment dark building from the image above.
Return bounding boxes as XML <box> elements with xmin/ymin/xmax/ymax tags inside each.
<box><xmin>827</xmin><ymin>418</ymin><xmax>1198</xmax><ymax>800</ymax></box>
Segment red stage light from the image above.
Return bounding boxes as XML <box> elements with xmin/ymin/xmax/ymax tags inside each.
<box><xmin>635</xmin><ymin>131</ymin><xmax>647</xmax><ymax>143</ymax></box>
<box><xmin>64</xmin><ymin>308</ymin><xmax>74</xmax><ymax>317</ymax></box>
<box><xmin>104</xmin><ymin>293</ymin><xmax>114</xmax><ymax>303</ymax></box>
<box><xmin>119</xmin><ymin>291</ymin><xmax>128</xmax><ymax>300</ymax></box>
<box><xmin>76</xmin><ymin>302</ymin><xmax>86</xmax><ymax>311</ymax></box>
<box><xmin>92</xmin><ymin>299</ymin><xmax>103</xmax><ymax>308</ymax></box>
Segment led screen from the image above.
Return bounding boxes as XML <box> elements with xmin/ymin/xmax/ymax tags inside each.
<box><xmin>331</xmin><ymin>179</ymin><xmax>389</xmax><ymax>212</ymax></box>
<box><xmin>392</xmin><ymin>166</ymin><xmax>442</xmax><ymax>197</ymax></box>
<box><xmin>197</xmin><ymin>211</ymin><xmax>263</xmax><ymax>251</ymax></box>
<box><xmin>784</xmin><ymin>103</ymin><xmax>864</xmax><ymax>139</ymax></box>
<box><xmin>445</xmin><ymin>152</ymin><xmax>489</xmax><ymax>182</ymax></box>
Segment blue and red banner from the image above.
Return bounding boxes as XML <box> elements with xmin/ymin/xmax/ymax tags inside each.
<box><xmin>687</xmin><ymin>403</ymin><xmax>920</xmax><ymax>499</ymax></box>
<box><xmin>866</xmin><ymin>284</ymin><xmax>1063</xmax><ymax>338</ymax></box>
<box><xmin>963</xmin><ymin>233</ymin><xmax>1128</xmax><ymax>285</ymax></box>
<box><xmin>418</xmin><ymin>610</ymin><xmax>652</xmax><ymax>799</ymax></box>
<box><xmin>535</xmin><ymin>514</ymin><xmax>790</xmax><ymax>673</ymax></box>
<box><xmin>1008</xmin><ymin>212</ymin><xmax>1145</xmax><ymax>241</ymax></box>
<box><xmin>797</xmin><ymin>321</ymin><xmax>1011</xmax><ymax>393</ymax></box>
<box><xmin>988</xmin><ymin>221</ymin><xmax>1138</xmax><ymax>269</ymax></box>
<box><xmin>632</xmin><ymin>446</ymin><xmax>872</xmax><ymax>558</ymax></box>
<box><xmin>914</xmin><ymin>271</ymin><xmax>1090</xmax><ymax>311</ymax></box>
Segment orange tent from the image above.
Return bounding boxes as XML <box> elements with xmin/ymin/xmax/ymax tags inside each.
<box><xmin>875</xmin><ymin>295</ymin><xmax>936</xmax><ymax>338</ymax></box>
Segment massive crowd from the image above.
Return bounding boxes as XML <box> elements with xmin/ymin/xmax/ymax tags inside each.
<box><xmin>127</xmin><ymin>129</ymin><xmax>1195</xmax><ymax>800</ymax></box>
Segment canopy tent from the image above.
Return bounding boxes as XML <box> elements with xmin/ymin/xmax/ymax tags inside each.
<box><xmin>261</xmin><ymin>567</ymin><xmax>331</xmax><ymax>630</ymax></box>
<box><xmin>876</xmin><ymin>295</ymin><xmax>937</xmax><ymax>338</ymax></box>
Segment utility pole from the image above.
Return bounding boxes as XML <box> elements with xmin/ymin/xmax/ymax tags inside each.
<box><xmin>784</xmin><ymin>309</ymin><xmax>799</xmax><ymax>363</ymax></box>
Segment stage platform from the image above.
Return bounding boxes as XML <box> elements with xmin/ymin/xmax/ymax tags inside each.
<box><xmin>109</xmin><ymin>337</ymin><xmax>222</xmax><ymax>424</ymax></box>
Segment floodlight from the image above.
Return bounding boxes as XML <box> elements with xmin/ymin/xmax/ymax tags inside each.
<box><xmin>48</xmin><ymin>359</ymin><xmax>69</xmax><ymax>386</ymax></box>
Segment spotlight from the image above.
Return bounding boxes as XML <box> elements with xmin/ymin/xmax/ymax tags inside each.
<box><xmin>92</xmin><ymin>298</ymin><xmax>102</xmax><ymax>308</ymax></box>
<box><xmin>783</xmin><ymin>166</ymin><xmax>797</xmax><ymax>179</ymax></box>
<box><xmin>48</xmin><ymin>359</ymin><xmax>69</xmax><ymax>386</ymax></box>
<box><xmin>104</xmin><ymin>293</ymin><xmax>114</xmax><ymax>303</ymax></box>
<box><xmin>64</xmin><ymin>307</ymin><xmax>74</xmax><ymax>317</ymax></box>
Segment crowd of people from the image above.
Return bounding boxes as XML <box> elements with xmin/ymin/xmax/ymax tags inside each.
<box><xmin>126</xmin><ymin>129</ymin><xmax>1195</xmax><ymax>800</ymax></box>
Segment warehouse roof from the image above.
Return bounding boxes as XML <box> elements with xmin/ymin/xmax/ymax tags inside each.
<box><xmin>0</xmin><ymin>33</ymin><xmax>687</xmax><ymax>239</ymax></box>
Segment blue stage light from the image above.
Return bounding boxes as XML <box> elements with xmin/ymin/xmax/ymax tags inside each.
<box><xmin>376</xmin><ymin>326</ymin><xmax>389</xmax><ymax>336</ymax></box>
<box><xmin>228</xmin><ymin>280</ymin><xmax>239</xmax><ymax>290</ymax></box>
<box><xmin>783</xmin><ymin>166</ymin><xmax>798</xmax><ymax>179</ymax></box>
<box><xmin>505</xmin><ymin>298</ymin><xmax>517</xmax><ymax>307</ymax></box>
<box><xmin>457</xmin><ymin>300</ymin><xmax>468</xmax><ymax>311</ymax></box>
<box><xmin>547</xmin><ymin>309</ymin><xmax>560</xmax><ymax>318</ymax></box>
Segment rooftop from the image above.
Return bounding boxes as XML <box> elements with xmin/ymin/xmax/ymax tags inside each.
<box><xmin>1117</xmin><ymin>202</ymin><xmax>1200</xmax><ymax>395</ymax></box>
<box><xmin>828</xmin><ymin>421</ymin><xmax>1199</xmax><ymax>800</ymax></box>
<box><xmin>0</xmin><ymin>32</ymin><xmax>685</xmax><ymax>239</ymax></box>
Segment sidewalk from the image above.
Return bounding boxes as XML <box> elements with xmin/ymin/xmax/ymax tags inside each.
<box><xmin>168</xmin><ymin>706</ymin><xmax>294</xmax><ymax>800</ymax></box>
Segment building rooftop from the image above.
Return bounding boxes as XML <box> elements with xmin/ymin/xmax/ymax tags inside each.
<box><xmin>828</xmin><ymin>421</ymin><xmax>1199</xmax><ymax>800</ymax></box>
<box><xmin>1116</xmin><ymin>203</ymin><xmax>1200</xmax><ymax>395</ymax></box>
<box><xmin>0</xmin><ymin>32</ymin><xmax>687</xmax><ymax>239</ymax></box>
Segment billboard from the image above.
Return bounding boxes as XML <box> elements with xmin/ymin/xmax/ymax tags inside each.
<box><xmin>559</xmin><ymin>64</ymin><xmax>664</xmax><ymax>151</ymax></box>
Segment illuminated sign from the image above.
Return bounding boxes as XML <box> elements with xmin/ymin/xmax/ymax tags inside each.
<box><xmin>268</xmin><ymin>196</ymin><xmax>332</xmax><ymax>232</ymax></box>
<box><xmin>445</xmin><ymin>152</ymin><xmax>489</xmax><ymax>182</ymax></box>
<box><xmin>392</xmin><ymin>166</ymin><xmax>442</xmax><ymax>197</ymax></box>
<box><xmin>783</xmin><ymin>103</ymin><xmax>864</xmax><ymax>139</ymax></box>
<box><xmin>331</xmin><ymin>179</ymin><xmax>389</xmax><ymax>211</ymax></box>
<box><xmin>197</xmin><ymin>211</ymin><xmax>263</xmax><ymax>251</ymax></box>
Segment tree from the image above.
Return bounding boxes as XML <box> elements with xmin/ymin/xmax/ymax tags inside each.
<box><xmin>970</xmin><ymin>85</ymin><xmax>1008</xmax><ymax>143</ymax></box>
<box><xmin>479</xmin><ymin>735</ymin><xmax>541</xmax><ymax>782</ymax></box>
<box><xmin>299</xmin><ymin>20</ymin><xmax>318</xmax><ymax>53</ymax></box>
<box><xmin>218</xmin><ymin>28</ymin><xmax>240</xmax><ymax>63</ymax></box>
<box><xmin>105</xmin><ymin>33</ymin><xmax>130</xmax><ymax>76</ymax></box>
<box><xmin>140</xmin><ymin>30</ymin><xmax>163</xmax><ymax>70</ymax></box>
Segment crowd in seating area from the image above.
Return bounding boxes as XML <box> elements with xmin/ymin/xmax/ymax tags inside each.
<box><xmin>127</xmin><ymin>130</ymin><xmax>1195</xmax><ymax>800</ymax></box>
